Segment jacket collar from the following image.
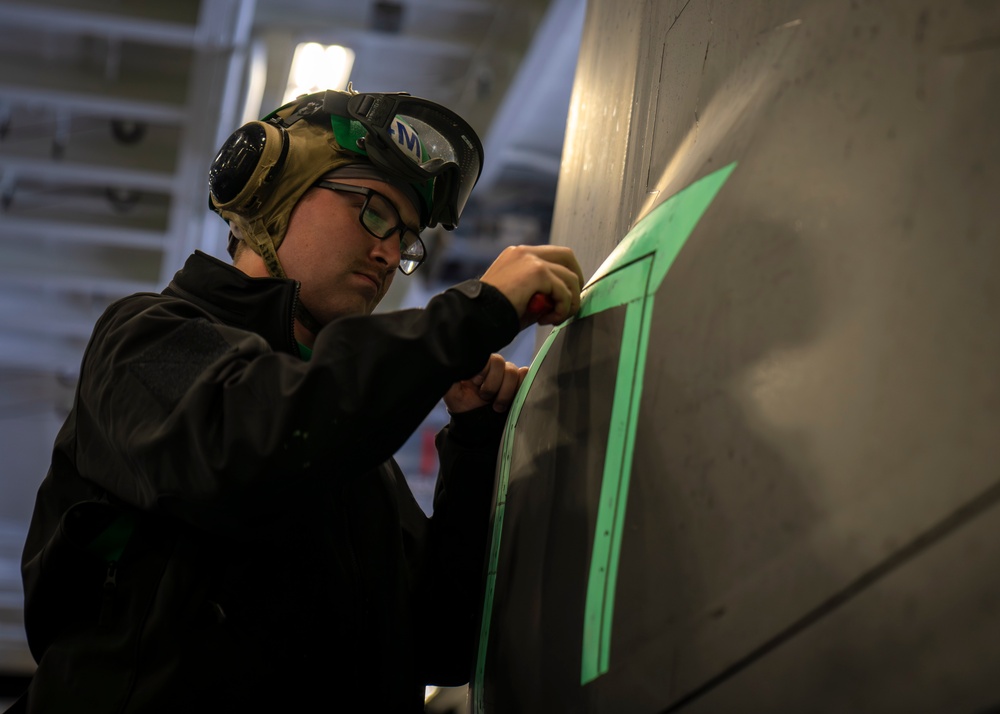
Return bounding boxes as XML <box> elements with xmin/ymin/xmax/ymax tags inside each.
<box><xmin>164</xmin><ymin>251</ymin><xmax>300</xmax><ymax>355</ymax></box>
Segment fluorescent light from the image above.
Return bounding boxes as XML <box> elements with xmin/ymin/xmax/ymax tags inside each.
<box><xmin>241</xmin><ymin>38</ymin><xmax>268</xmax><ymax>124</ymax></box>
<box><xmin>283</xmin><ymin>42</ymin><xmax>355</xmax><ymax>104</ymax></box>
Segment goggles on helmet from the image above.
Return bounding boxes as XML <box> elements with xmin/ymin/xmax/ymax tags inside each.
<box><xmin>240</xmin><ymin>88</ymin><xmax>483</xmax><ymax>231</ymax></box>
<box><xmin>317</xmin><ymin>90</ymin><xmax>483</xmax><ymax>230</ymax></box>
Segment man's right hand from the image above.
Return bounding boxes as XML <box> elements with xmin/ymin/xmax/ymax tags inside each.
<box><xmin>480</xmin><ymin>245</ymin><xmax>584</xmax><ymax>329</ymax></box>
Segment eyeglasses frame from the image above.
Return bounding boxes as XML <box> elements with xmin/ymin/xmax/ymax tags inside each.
<box><xmin>312</xmin><ymin>180</ymin><xmax>426</xmax><ymax>275</ymax></box>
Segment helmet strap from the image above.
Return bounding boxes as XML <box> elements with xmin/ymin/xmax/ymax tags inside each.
<box><xmin>243</xmin><ymin>217</ymin><xmax>325</xmax><ymax>335</ymax></box>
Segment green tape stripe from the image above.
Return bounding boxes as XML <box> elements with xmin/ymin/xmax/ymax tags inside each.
<box><xmin>473</xmin><ymin>163</ymin><xmax>739</xmax><ymax>709</ymax></box>
<box><xmin>580</xmin><ymin>163</ymin><xmax>738</xmax><ymax>685</ymax></box>
<box><xmin>589</xmin><ymin>162</ymin><xmax>738</xmax><ymax>292</ymax></box>
<box><xmin>473</xmin><ymin>325</ymin><xmax>563</xmax><ymax>713</ymax></box>
<box><xmin>577</xmin><ymin>256</ymin><xmax>650</xmax><ymax>319</ymax></box>
<box><xmin>582</xmin><ymin>294</ymin><xmax>648</xmax><ymax>683</ymax></box>
<box><xmin>599</xmin><ymin>295</ymin><xmax>655</xmax><ymax>674</ymax></box>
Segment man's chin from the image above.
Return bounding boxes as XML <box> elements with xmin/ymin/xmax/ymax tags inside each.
<box><xmin>331</xmin><ymin>296</ymin><xmax>379</xmax><ymax>320</ymax></box>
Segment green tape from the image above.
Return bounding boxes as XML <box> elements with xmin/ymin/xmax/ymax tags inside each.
<box><xmin>473</xmin><ymin>325</ymin><xmax>562</xmax><ymax>712</ymax></box>
<box><xmin>581</xmin><ymin>163</ymin><xmax>737</xmax><ymax>684</ymax></box>
<box><xmin>582</xmin><ymin>294</ymin><xmax>648</xmax><ymax>682</ymax></box>
<box><xmin>582</xmin><ymin>163</ymin><xmax>737</xmax><ymax>684</ymax></box>
<box><xmin>473</xmin><ymin>163</ymin><xmax>737</xmax><ymax>709</ymax></box>
<box><xmin>589</xmin><ymin>162</ymin><xmax>738</xmax><ymax>294</ymax></box>
<box><xmin>577</xmin><ymin>256</ymin><xmax>649</xmax><ymax>319</ymax></box>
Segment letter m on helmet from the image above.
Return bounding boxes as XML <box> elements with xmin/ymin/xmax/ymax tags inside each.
<box><xmin>392</xmin><ymin>119</ymin><xmax>423</xmax><ymax>162</ymax></box>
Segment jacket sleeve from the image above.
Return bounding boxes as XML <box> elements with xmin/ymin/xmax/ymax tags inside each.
<box><xmin>75</xmin><ymin>281</ymin><xmax>518</xmax><ymax>526</ymax></box>
<box><xmin>412</xmin><ymin>405</ymin><xmax>507</xmax><ymax>685</ymax></box>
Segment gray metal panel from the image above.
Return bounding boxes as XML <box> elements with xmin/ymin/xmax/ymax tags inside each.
<box><xmin>676</xmin><ymin>495</ymin><xmax>1000</xmax><ymax>713</ymax></box>
<box><xmin>499</xmin><ymin>0</ymin><xmax>1000</xmax><ymax>709</ymax></box>
<box><xmin>550</xmin><ymin>0</ymin><xmax>673</xmax><ymax>276</ymax></box>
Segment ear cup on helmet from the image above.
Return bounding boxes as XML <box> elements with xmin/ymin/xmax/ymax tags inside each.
<box><xmin>208</xmin><ymin>120</ymin><xmax>289</xmax><ymax>215</ymax></box>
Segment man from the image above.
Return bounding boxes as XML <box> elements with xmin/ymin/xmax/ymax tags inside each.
<box><xmin>18</xmin><ymin>89</ymin><xmax>582</xmax><ymax>712</ymax></box>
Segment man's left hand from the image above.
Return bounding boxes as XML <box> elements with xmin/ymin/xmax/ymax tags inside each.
<box><xmin>444</xmin><ymin>353</ymin><xmax>528</xmax><ymax>414</ymax></box>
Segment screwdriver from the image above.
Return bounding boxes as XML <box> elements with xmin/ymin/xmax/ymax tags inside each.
<box><xmin>526</xmin><ymin>293</ymin><xmax>555</xmax><ymax>316</ymax></box>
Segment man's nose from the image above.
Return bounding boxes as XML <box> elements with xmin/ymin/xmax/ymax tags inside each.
<box><xmin>369</xmin><ymin>232</ymin><xmax>401</xmax><ymax>269</ymax></box>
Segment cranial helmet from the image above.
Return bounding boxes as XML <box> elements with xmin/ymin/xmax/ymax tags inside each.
<box><xmin>207</xmin><ymin>87</ymin><xmax>484</xmax><ymax>282</ymax></box>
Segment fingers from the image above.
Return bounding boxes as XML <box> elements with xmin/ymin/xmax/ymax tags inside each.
<box><xmin>476</xmin><ymin>354</ymin><xmax>526</xmax><ymax>412</ymax></box>
<box><xmin>527</xmin><ymin>244</ymin><xmax>585</xmax><ymax>287</ymax></box>
<box><xmin>447</xmin><ymin>355</ymin><xmax>530</xmax><ymax>414</ymax></box>
<box><xmin>520</xmin><ymin>268</ymin><xmax>582</xmax><ymax>328</ymax></box>
<box><xmin>534</xmin><ymin>262</ymin><xmax>583</xmax><ymax>326</ymax></box>
<box><xmin>479</xmin><ymin>245</ymin><xmax>584</xmax><ymax>329</ymax></box>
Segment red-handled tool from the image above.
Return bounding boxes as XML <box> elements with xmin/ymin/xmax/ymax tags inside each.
<box><xmin>526</xmin><ymin>293</ymin><xmax>555</xmax><ymax>315</ymax></box>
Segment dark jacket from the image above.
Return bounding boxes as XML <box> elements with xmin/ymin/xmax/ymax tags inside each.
<box><xmin>20</xmin><ymin>251</ymin><xmax>519</xmax><ymax>713</ymax></box>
